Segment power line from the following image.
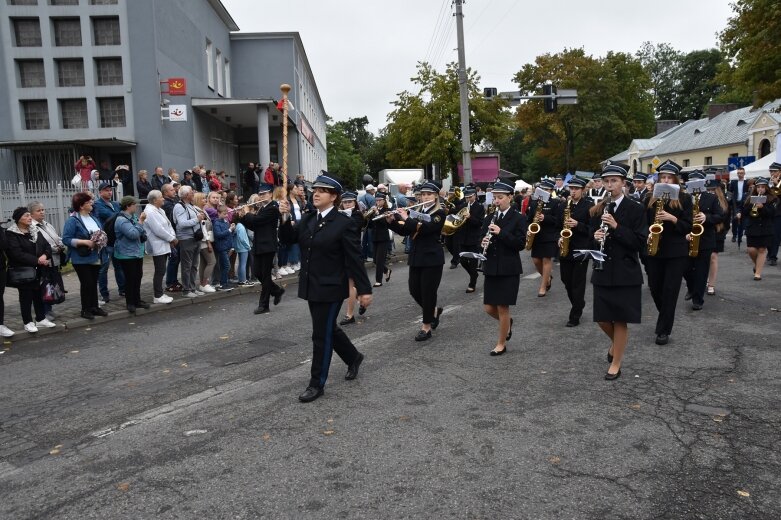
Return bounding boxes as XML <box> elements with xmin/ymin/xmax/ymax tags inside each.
<box><xmin>470</xmin><ymin>0</ymin><xmax>521</xmax><ymax>54</ymax></box>
<box><xmin>465</xmin><ymin>0</ymin><xmax>497</xmax><ymax>35</ymax></box>
<box><xmin>432</xmin><ymin>15</ymin><xmax>456</xmax><ymax>70</ymax></box>
<box><xmin>423</xmin><ymin>0</ymin><xmax>451</xmax><ymax>64</ymax></box>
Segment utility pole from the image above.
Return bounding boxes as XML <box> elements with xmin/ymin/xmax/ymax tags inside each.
<box><xmin>454</xmin><ymin>0</ymin><xmax>472</xmax><ymax>185</ymax></box>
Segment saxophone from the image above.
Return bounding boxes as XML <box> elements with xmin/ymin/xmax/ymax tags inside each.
<box><xmin>688</xmin><ymin>192</ymin><xmax>704</xmax><ymax>257</ymax></box>
<box><xmin>525</xmin><ymin>198</ymin><xmax>544</xmax><ymax>251</ymax></box>
<box><xmin>559</xmin><ymin>198</ymin><xmax>573</xmax><ymax>257</ymax></box>
<box><xmin>647</xmin><ymin>196</ymin><xmax>665</xmax><ymax>256</ymax></box>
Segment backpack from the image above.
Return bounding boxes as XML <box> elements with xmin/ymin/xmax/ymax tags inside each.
<box><xmin>102</xmin><ymin>212</ymin><xmax>120</xmax><ymax>247</ymax></box>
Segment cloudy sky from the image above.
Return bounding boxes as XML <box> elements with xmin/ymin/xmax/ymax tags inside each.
<box><xmin>221</xmin><ymin>0</ymin><xmax>734</xmax><ymax>133</ymax></box>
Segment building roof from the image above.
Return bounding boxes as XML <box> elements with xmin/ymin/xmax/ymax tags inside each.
<box><xmin>639</xmin><ymin>100</ymin><xmax>781</xmax><ymax>159</ymax></box>
<box><xmin>606</xmin><ymin>149</ymin><xmax>629</xmax><ymax>162</ymax></box>
<box><xmin>208</xmin><ymin>0</ymin><xmax>240</xmax><ymax>31</ymax></box>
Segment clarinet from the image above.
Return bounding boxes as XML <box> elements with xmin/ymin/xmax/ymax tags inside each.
<box><xmin>592</xmin><ymin>194</ymin><xmax>612</xmax><ymax>272</ymax></box>
<box><xmin>477</xmin><ymin>207</ymin><xmax>499</xmax><ymax>272</ymax></box>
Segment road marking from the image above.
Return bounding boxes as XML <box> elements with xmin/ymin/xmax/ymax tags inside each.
<box><xmin>351</xmin><ymin>331</ymin><xmax>391</xmax><ymax>347</ymax></box>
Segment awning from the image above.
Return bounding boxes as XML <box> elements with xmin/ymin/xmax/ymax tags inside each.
<box><xmin>191</xmin><ymin>98</ymin><xmax>287</xmax><ymax>129</ymax></box>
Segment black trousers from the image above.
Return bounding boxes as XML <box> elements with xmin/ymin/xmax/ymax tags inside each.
<box><xmin>308</xmin><ymin>300</ymin><xmax>360</xmax><ymax>389</ymax></box>
<box><xmin>0</xmin><ymin>269</ymin><xmax>6</xmax><ymax>325</ymax></box>
<box><xmin>18</xmin><ymin>284</ymin><xmax>45</xmax><ymax>324</ymax></box>
<box><xmin>73</xmin><ymin>263</ymin><xmax>100</xmax><ymax>312</ymax></box>
<box><xmin>683</xmin><ymin>249</ymin><xmax>713</xmax><ymax>306</ymax></box>
<box><xmin>409</xmin><ymin>265</ymin><xmax>443</xmax><ymax>325</ymax></box>
<box><xmin>373</xmin><ymin>241</ymin><xmax>389</xmax><ymax>283</ymax></box>
<box><xmin>560</xmin><ymin>257</ymin><xmax>589</xmax><ymax>322</ymax></box>
<box><xmin>769</xmin><ymin>217</ymin><xmax>781</xmax><ymax>260</ymax></box>
<box><xmin>459</xmin><ymin>243</ymin><xmax>479</xmax><ymax>288</ymax></box>
<box><xmin>445</xmin><ymin>234</ymin><xmax>463</xmax><ymax>266</ymax></box>
<box><xmin>117</xmin><ymin>257</ymin><xmax>144</xmax><ymax>306</ymax></box>
<box><xmin>731</xmin><ymin>216</ymin><xmax>745</xmax><ymax>242</ymax></box>
<box><xmin>646</xmin><ymin>256</ymin><xmax>689</xmax><ymax>336</ymax></box>
<box><xmin>256</xmin><ymin>252</ymin><xmax>281</xmax><ymax>308</ymax></box>
<box><xmin>152</xmin><ymin>254</ymin><xmax>169</xmax><ymax>298</ymax></box>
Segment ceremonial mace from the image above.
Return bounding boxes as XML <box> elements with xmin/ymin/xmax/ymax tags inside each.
<box><xmin>280</xmin><ymin>83</ymin><xmax>291</xmax><ymax>191</ymax></box>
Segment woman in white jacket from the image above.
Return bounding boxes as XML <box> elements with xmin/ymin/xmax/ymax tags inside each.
<box><xmin>143</xmin><ymin>190</ymin><xmax>177</xmax><ymax>304</ymax></box>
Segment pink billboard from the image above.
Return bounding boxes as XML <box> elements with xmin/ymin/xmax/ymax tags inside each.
<box><xmin>457</xmin><ymin>155</ymin><xmax>500</xmax><ymax>183</ymax></box>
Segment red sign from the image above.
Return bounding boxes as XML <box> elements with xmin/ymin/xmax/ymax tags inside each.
<box><xmin>168</xmin><ymin>78</ymin><xmax>187</xmax><ymax>96</ymax></box>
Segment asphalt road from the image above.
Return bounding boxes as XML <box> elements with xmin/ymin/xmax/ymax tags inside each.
<box><xmin>1</xmin><ymin>243</ymin><xmax>780</xmax><ymax>519</ymax></box>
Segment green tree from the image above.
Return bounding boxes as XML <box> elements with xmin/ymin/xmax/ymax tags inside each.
<box><xmin>718</xmin><ymin>0</ymin><xmax>781</xmax><ymax>106</ymax></box>
<box><xmin>326</xmin><ymin>121</ymin><xmax>364</xmax><ymax>189</ymax></box>
<box><xmin>385</xmin><ymin>62</ymin><xmax>512</xmax><ymax>182</ymax></box>
<box><xmin>677</xmin><ymin>49</ymin><xmax>724</xmax><ymax>120</ymax></box>
<box><xmin>636</xmin><ymin>42</ymin><xmax>682</xmax><ymax>120</ymax></box>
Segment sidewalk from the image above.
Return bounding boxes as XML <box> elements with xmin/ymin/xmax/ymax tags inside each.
<box><xmin>2</xmin><ymin>247</ymin><xmax>409</xmax><ymax>343</ymax></box>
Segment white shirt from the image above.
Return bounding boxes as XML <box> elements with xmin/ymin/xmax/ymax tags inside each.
<box><xmin>611</xmin><ymin>194</ymin><xmax>625</xmax><ymax>212</ymax></box>
<box><xmin>318</xmin><ymin>206</ymin><xmax>335</xmax><ymax>220</ymax></box>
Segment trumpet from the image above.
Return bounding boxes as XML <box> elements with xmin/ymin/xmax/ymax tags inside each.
<box><xmin>593</xmin><ymin>194</ymin><xmax>612</xmax><ymax>271</ymax></box>
<box><xmin>688</xmin><ymin>192</ymin><xmax>704</xmax><ymax>257</ymax></box>
<box><xmin>371</xmin><ymin>201</ymin><xmax>428</xmax><ymax>221</ymax></box>
<box><xmin>559</xmin><ymin>198</ymin><xmax>573</xmax><ymax>257</ymax></box>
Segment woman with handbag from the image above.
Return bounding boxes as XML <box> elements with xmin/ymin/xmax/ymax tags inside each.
<box><xmin>5</xmin><ymin>207</ymin><xmax>56</xmax><ymax>333</ymax></box>
<box><xmin>29</xmin><ymin>201</ymin><xmax>66</xmax><ymax>321</ymax></box>
<box><xmin>62</xmin><ymin>192</ymin><xmax>108</xmax><ymax>320</ymax></box>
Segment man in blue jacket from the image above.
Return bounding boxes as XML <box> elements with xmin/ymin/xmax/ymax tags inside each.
<box><xmin>93</xmin><ymin>181</ymin><xmax>125</xmax><ymax>302</ymax></box>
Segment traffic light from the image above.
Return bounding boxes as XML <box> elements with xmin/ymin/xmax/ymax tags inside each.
<box><xmin>543</xmin><ymin>84</ymin><xmax>557</xmax><ymax>113</ymax></box>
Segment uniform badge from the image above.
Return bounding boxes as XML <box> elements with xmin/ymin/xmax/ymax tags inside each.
<box><xmin>434</xmin><ymin>216</ymin><xmax>441</xmax><ymax>223</ymax></box>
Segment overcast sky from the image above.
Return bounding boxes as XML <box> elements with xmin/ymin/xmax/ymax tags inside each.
<box><xmin>221</xmin><ymin>0</ymin><xmax>735</xmax><ymax>133</ymax></box>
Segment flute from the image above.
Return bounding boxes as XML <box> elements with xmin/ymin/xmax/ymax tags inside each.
<box><xmin>371</xmin><ymin>201</ymin><xmax>429</xmax><ymax>220</ymax></box>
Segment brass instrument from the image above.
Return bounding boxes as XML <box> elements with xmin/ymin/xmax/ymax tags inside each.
<box><xmin>750</xmin><ymin>202</ymin><xmax>759</xmax><ymax>218</ymax></box>
<box><xmin>771</xmin><ymin>176</ymin><xmax>781</xmax><ymax>197</ymax></box>
<box><xmin>559</xmin><ymin>198</ymin><xmax>573</xmax><ymax>257</ymax></box>
<box><xmin>445</xmin><ymin>186</ymin><xmax>464</xmax><ymax>213</ymax></box>
<box><xmin>371</xmin><ymin>201</ymin><xmax>428</xmax><ymax>221</ymax></box>
<box><xmin>525</xmin><ymin>197</ymin><xmax>544</xmax><ymax>251</ymax></box>
<box><xmin>593</xmin><ymin>194</ymin><xmax>612</xmax><ymax>271</ymax></box>
<box><xmin>442</xmin><ymin>206</ymin><xmax>470</xmax><ymax>236</ymax></box>
<box><xmin>688</xmin><ymin>192</ymin><xmax>704</xmax><ymax>257</ymax></box>
<box><xmin>363</xmin><ymin>206</ymin><xmax>379</xmax><ymax>221</ymax></box>
<box><xmin>647</xmin><ymin>196</ymin><xmax>666</xmax><ymax>256</ymax></box>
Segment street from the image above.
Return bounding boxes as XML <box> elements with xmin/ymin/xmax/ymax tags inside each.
<box><xmin>1</xmin><ymin>243</ymin><xmax>780</xmax><ymax>519</ymax></box>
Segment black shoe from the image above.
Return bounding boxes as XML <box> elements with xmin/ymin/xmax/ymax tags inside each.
<box><xmin>490</xmin><ymin>346</ymin><xmax>507</xmax><ymax>356</ymax></box>
<box><xmin>506</xmin><ymin>318</ymin><xmax>513</xmax><ymax>341</ymax></box>
<box><xmin>449</xmin><ymin>264</ymin><xmax>458</xmax><ymax>269</ymax></box>
<box><xmin>566</xmin><ymin>320</ymin><xmax>579</xmax><ymax>327</ymax></box>
<box><xmin>605</xmin><ymin>369</ymin><xmax>621</xmax><ymax>381</ymax></box>
<box><xmin>547</xmin><ymin>275</ymin><xmax>553</xmax><ymax>291</ymax></box>
<box><xmin>118</xmin><ymin>291</ymin><xmax>126</xmax><ymax>297</ymax></box>
<box><xmin>432</xmin><ymin>307</ymin><xmax>444</xmax><ymax>330</ymax></box>
<box><xmin>91</xmin><ymin>307</ymin><xmax>108</xmax><ymax>317</ymax></box>
<box><xmin>385</xmin><ymin>269</ymin><xmax>392</xmax><ymax>282</ymax></box>
<box><xmin>692</xmin><ymin>302</ymin><xmax>703</xmax><ymax>311</ymax></box>
<box><xmin>254</xmin><ymin>306</ymin><xmax>270</xmax><ymax>315</ymax></box>
<box><xmin>769</xmin><ymin>258</ymin><xmax>778</xmax><ymax>266</ymax></box>
<box><xmin>731</xmin><ymin>236</ymin><xmax>736</xmax><ymax>242</ymax></box>
<box><xmin>298</xmin><ymin>386</ymin><xmax>324</xmax><ymax>403</ymax></box>
<box><xmin>339</xmin><ymin>316</ymin><xmax>355</xmax><ymax>325</ymax></box>
<box><xmin>80</xmin><ymin>310</ymin><xmax>95</xmax><ymax>320</ymax></box>
<box><xmin>684</xmin><ymin>291</ymin><xmax>692</xmax><ymax>301</ymax></box>
<box><xmin>655</xmin><ymin>334</ymin><xmax>669</xmax><ymax>345</ymax></box>
<box><xmin>607</xmin><ymin>351</ymin><xmax>613</xmax><ymax>363</ymax></box>
<box><xmin>414</xmin><ymin>330</ymin><xmax>432</xmax><ymax>342</ymax></box>
<box><xmin>345</xmin><ymin>352</ymin><xmax>364</xmax><ymax>380</ymax></box>
<box><xmin>465</xmin><ymin>286</ymin><xmax>476</xmax><ymax>293</ymax></box>
<box><xmin>273</xmin><ymin>288</ymin><xmax>285</xmax><ymax>306</ymax></box>
<box><xmin>358</xmin><ymin>305</ymin><xmax>367</xmax><ymax>316</ymax></box>
<box><xmin>127</xmin><ymin>305</ymin><xmax>136</xmax><ymax>313</ymax></box>
<box><xmin>135</xmin><ymin>301</ymin><xmax>151</xmax><ymax>309</ymax></box>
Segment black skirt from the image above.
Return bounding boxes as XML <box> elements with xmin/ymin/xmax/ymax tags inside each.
<box><xmin>747</xmin><ymin>235</ymin><xmax>772</xmax><ymax>249</ymax></box>
<box><xmin>593</xmin><ymin>284</ymin><xmax>641</xmax><ymax>324</ymax></box>
<box><xmin>484</xmin><ymin>274</ymin><xmax>520</xmax><ymax>306</ymax></box>
<box><xmin>715</xmin><ymin>238</ymin><xmax>725</xmax><ymax>253</ymax></box>
<box><xmin>531</xmin><ymin>240</ymin><xmax>558</xmax><ymax>259</ymax></box>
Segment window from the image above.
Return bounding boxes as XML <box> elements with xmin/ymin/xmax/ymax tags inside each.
<box><xmin>682</xmin><ymin>159</ymin><xmax>690</xmax><ymax>167</ymax></box>
<box><xmin>56</xmin><ymin>59</ymin><xmax>85</xmax><ymax>86</ymax></box>
<box><xmin>50</xmin><ymin>0</ymin><xmax>79</xmax><ymax>5</ymax></box>
<box><xmin>729</xmin><ymin>153</ymin><xmax>739</xmax><ymax>158</ymax></box>
<box><xmin>92</xmin><ymin>16</ymin><xmax>119</xmax><ymax>45</ymax></box>
<box><xmin>224</xmin><ymin>59</ymin><xmax>231</xmax><ymax>97</ymax></box>
<box><xmin>60</xmin><ymin>99</ymin><xmax>88</xmax><ymax>128</ymax></box>
<box><xmin>8</xmin><ymin>0</ymin><xmax>38</xmax><ymax>5</ymax></box>
<box><xmin>17</xmin><ymin>60</ymin><xmax>45</xmax><ymax>87</ymax></box>
<box><xmin>95</xmin><ymin>57</ymin><xmax>122</xmax><ymax>85</ymax></box>
<box><xmin>90</xmin><ymin>0</ymin><xmax>117</xmax><ymax>4</ymax></box>
<box><xmin>53</xmin><ymin>18</ymin><xmax>81</xmax><ymax>46</ymax></box>
<box><xmin>13</xmin><ymin>18</ymin><xmax>42</xmax><ymax>46</ymax></box>
<box><xmin>215</xmin><ymin>49</ymin><xmax>223</xmax><ymax>96</ymax></box>
<box><xmin>21</xmin><ymin>100</ymin><xmax>49</xmax><ymax>129</ymax></box>
<box><xmin>98</xmin><ymin>97</ymin><xmax>125</xmax><ymax>127</ymax></box>
<box><xmin>704</xmin><ymin>156</ymin><xmax>713</xmax><ymax>165</ymax></box>
<box><xmin>206</xmin><ymin>39</ymin><xmax>214</xmax><ymax>90</ymax></box>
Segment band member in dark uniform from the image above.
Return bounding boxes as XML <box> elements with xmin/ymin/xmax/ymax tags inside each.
<box><xmin>589</xmin><ymin>162</ymin><xmax>647</xmax><ymax>380</ymax></box>
<box><xmin>480</xmin><ymin>181</ymin><xmax>527</xmax><ymax>355</ymax></box>
<box><xmin>631</xmin><ymin>173</ymin><xmax>649</xmax><ymax>201</ymax></box>
<box><xmin>445</xmin><ymin>186</ymin><xmax>466</xmax><ymax>269</ymax></box>
<box><xmin>682</xmin><ymin>171</ymin><xmax>724</xmax><ymax>310</ymax></box>
<box><xmin>526</xmin><ymin>178</ymin><xmax>561</xmax><ymax>297</ymax></box>
<box><xmin>706</xmin><ymin>175</ymin><xmax>731</xmax><ymax>295</ymax></box>
<box><xmin>459</xmin><ymin>186</ymin><xmax>485</xmax><ymax>293</ymax></box>
<box><xmin>767</xmin><ymin>162</ymin><xmax>781</xmax><ymax>266</ymax></box>
<box><xmin>338</xmin><ymin>191</ymin><xmax>367</xmax><ymax>325</ymax></box>
<box><xmin>278</xmin><ymin>173</ymin><xmax>372</xmax><ymax>403</ymax></box>
<box><xmin>557</xmin><ymin>176</ymin><xmax>594</xmax><ymax>327</ymax></box>
<box><xmin>744</xmin><ymin>177</ymin><xmax>777</xmax><ymax>280</ymax></box>
<box><xmin>387</xmin><ymin>181</ymin><xmax>446</xmax><ymax>341</ymax></box>
<box><xmin>367</xmin><ymin>192</ymin><xmax>392</xmax><ymax>287</ymax></box>
<box><xmin>554</xmin><ymin>175</ymin><xmax>569</xmax><ymax>199</ymax></box>
<box><xmin>644</xmin><ymin>160</ymin><xmax>693</xmax><ymax>345</ymax></box>
<box><xmin>239</xmin><ymin>183</ymin><xmax>285</xmax><ymax>315</ymax></box>
<box><xmin>588</xmin><ymin>173</ymin><xmax>606</xmax><ymax>203</ymax></box>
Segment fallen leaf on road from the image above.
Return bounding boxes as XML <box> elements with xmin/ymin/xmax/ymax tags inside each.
<box><xmin>162</xmin><ymin>369</ymin><xmax>171</xmax><ymax>374</ymax></box>
<box><xmin>737</xmin><ymin>490</ymin><xmax>750</xmax><ymax>497</ymax></box>
<box><xmin>712</xmin><ymin>416</ymin><xmax>723</xmax><ymax>422</ymax></box>
<box><xmin>220</xmin><ymin>335</ymin><xmax>230</xmax><ymax>340</ymax></box>
<box><xmin>399</xmin><ymin>416</ymin><xmax>410</xmax><ymax>421</ymax></box>
<box><xmin>770</xmin><ymin>307</ymin><xmax>778</xmax><ymax>312</ymax></box>
<box><xmin>116</xmin><ymin>482</ymin><xmax>130</xmax><ymax>492</ymax></box>
<box><xmin>70</xmin><ymin>350</ymin><xmax>79</xmax><ymax>354</ymax></box>
<box><xmin>326</xmin><ymin>418</ymin><xmax>334</xmax><ymax>424</ymax></box>
<box><xmin>323</xmin><ymin>430</ymin><xmax>335</xmax><ymax>436</ymax></box>
<box><xmin>129</xmin><ymin>322</ymin><xmax>135</xmax><ymax>325</ymax></box>
<box><xmin>540</xmin><ymin>371</ymin><xmax>547</xmax><ymax>374</ymax></box>
<box><xmin>49</xmin><ymin>449</ymin><xmax>60</xmax><ymax>455</ymax></box>
<box><xmin>549</xmin><ymin>456</ymin><xmax>561</xmax><ymax>464</ymax></box>
<box><xmin>84</xmin><ymin>328</ymin><xmax>91</xmax><ymax>331</ymax></box>
<box><xmin>180</xmin><ymin>363</ymin><xmax>188</xmax><ymax>368</ymax></box>
<box><xmin>630</xmin><ymin>404</ymin><xmax>641</xmax><ymax>410</ymax></box>
<box><xmin>728</xmin><ymin>379</ymin><xmax>735</xmax><ymax>383</ymax></box>
<box><xmin>184</xmin><ymin>429</ymin><xmax>208</xmax><ymax>436</ymax></box>
<box><xmin>54</xmin><ymin>444</ymin><xmax>63</xmax><ymax>449</ymax></box>
<box><xmin>262</xmin><ymin>433</ymin><xmax>271</xmax><ymax>441</ymax></box>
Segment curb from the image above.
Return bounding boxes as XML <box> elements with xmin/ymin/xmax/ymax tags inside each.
<box><xmin>4</xmin><ymin>253</ymin><xmax>409</xmax><ymax>345</ymax></box>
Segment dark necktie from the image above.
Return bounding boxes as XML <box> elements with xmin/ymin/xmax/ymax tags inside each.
<box><xmin>496</xmin><ymin>212</ymin><xmax>504</xmax><ymax>224</ymax></box>
<box><xmin>317</xmin><ymin>213</ymin><xmax>323</xmax><ymax>223</ymax></box>
<box><xmin>608</xmin><ymin>202</ymin><xmax>616</xmax><ymax>215</ymax></box>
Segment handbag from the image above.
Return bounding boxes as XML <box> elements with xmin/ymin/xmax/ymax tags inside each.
<box><xmin>71</xmin><ymin>172</ymin><xmax>82</xmax><ymax>187</ymax></box>
<box><xmin>193</xmin><ymin>223</ymin><xmax>204</xmax><ymax>241</ymax></box>
<box><xmin>6</xmin><ymin>266</ymin><xmax>38</xmax><ymax>288</ymax></box>
<box><xmin>40</xmin><ymin>268</ymin><xmax>66</xmax><ymax>304</ymax></box>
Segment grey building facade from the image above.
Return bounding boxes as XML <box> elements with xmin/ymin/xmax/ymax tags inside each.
<box><xmin>0</xmin><ymin>0</ymin><xmax>327</xmax><ymax>192</ymax></box>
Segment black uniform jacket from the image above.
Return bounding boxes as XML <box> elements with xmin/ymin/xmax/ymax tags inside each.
<box><xmin>645</xmin><ymin>194</ymin><xmax>693</xmax><ymax>258</ymax></box>
<box><xmin>347</xmin><ymin>208</ymin><xmax>365</xmax><ymax>233</ymax></box>
<box><xmin>368</xmin><ymin>207</ymin><xmax>392</xmax><ymax>243</ymax></box>
<box><xmin>480</xmin><ymin>208</ymin><xmax>527</xmax><ymax>276</ymax></box>
<box><xmin>240</xmin><ymin>201</ymin><xmax>280</xmax><ymax>255</ymax></box>
<box><xmin>590</xmin><ymin>197</ymin><xmax>647</xmax><ymax>287</ymax></box>
<box><xmin>526</xmin><ymin>198</ymin><xmax>562</xmax><ymax>243</ymax></box>
<box><xmin>461</xmin><ymin>200</ymin><xmax>485</xmax><ymax>246</ymax></box>
<box><xmin>279</xmin><ymin>208</ymin><xmax>372</xmax><ymax>302</ymax></box>
<box><xmin>694</xmin><ymin>192</ymin><xmax>725</xmax><ymax>251</ymax></box>
<box><xmin>743</xmin><ymin>197</ymin><xmax>777</xmax><ymax>237</ymax></box>
<box><xmin>389</xmin><ymin>206</ymin><xmax>446</xmax><ymax>267</ymax></box>
<box><xmin>558</xmin><ymin>197</ymin><xmax>595</xmax><ymax>259</ymax></box>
